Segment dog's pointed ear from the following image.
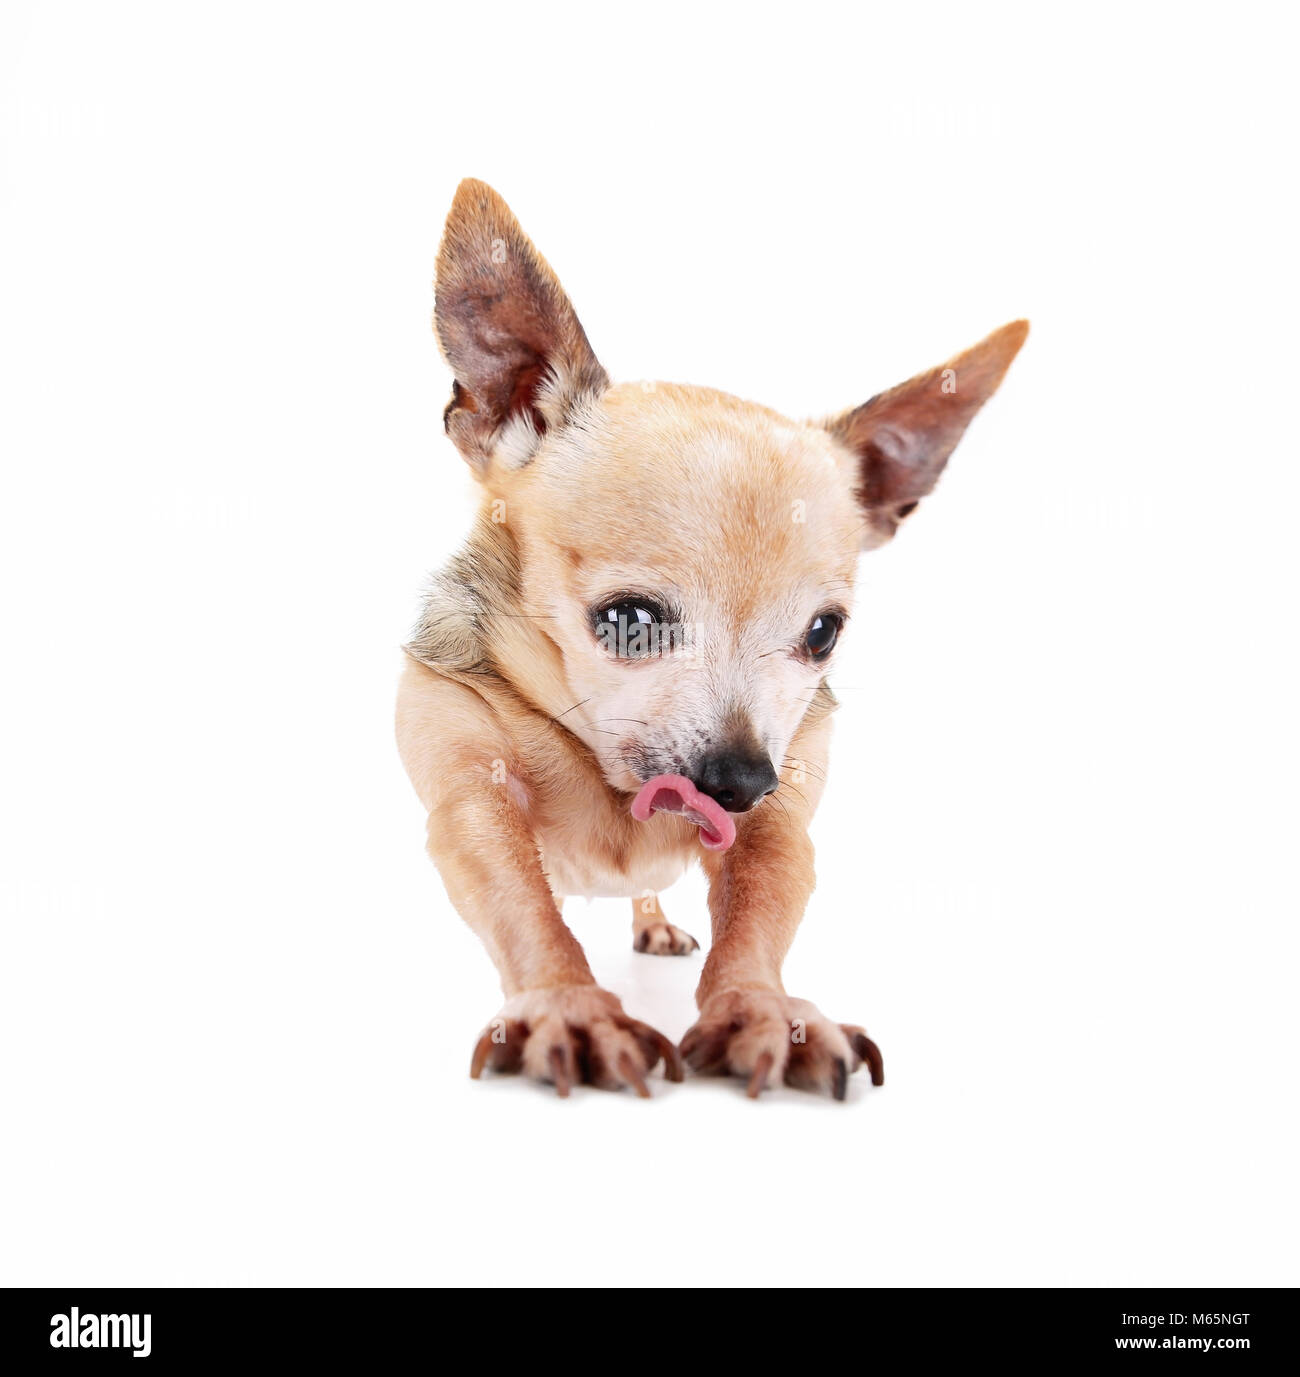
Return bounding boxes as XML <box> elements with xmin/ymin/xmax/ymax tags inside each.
<box><xmin>826</xmin><ymin>320</ymin><xmax>1028</xmax><ymax>548</ymax></box>
<box><xmin>434</xmin><ymin>179</ymin><xmax>608</xmax><ymax>473</ymax></box>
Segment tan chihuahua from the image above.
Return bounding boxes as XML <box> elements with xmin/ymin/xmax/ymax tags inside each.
<box><xmin>397</xmin><ymin>180</ymin><xmax>1026</xmax><ymax>1100</ymax></box>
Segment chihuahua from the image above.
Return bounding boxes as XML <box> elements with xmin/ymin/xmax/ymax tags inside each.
<box><xmin>397</xmin><ymin>180</ymin><xmax>1026</xmax><ymax>1099</ymax></box>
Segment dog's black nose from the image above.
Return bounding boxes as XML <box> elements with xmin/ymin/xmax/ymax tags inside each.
<box><xmin>693</xmin><ymin>749</ymin><xmax>779</xmax><ymax>814</ymax></box>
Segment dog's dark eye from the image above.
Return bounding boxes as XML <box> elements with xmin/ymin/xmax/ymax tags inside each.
<box><xmin>594</xmin><ymin>601</ymin><xmax>664</xmax><ymax>659</ymax></box>
<box><xmin>805</xmin><ymin>613</ymin><xmax>842</xmax><ymax>660</ymax></box>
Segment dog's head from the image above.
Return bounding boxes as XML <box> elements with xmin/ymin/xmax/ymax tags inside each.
<box><xmin>428</xmin><ymin>180</ymin><xmax>1026</xmax><ymax>810</ymax></box>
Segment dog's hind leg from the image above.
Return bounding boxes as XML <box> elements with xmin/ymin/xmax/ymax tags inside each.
<box><xmin>631</xmin><ymin>892</ymin><xmax>699</xmax><ymax>956</ymax></box>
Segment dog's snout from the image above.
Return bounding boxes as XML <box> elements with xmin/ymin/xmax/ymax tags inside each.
<box><xmin>693</xmin><ymin>748</ymin><xmax>779</xmax><ymax>814</ymax></box>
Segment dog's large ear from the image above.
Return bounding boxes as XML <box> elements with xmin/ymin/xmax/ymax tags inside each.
<box><xmin>434</xmin><ymin>179</ymin><xmax>608</xmax><ymax>473</ymax></box>
<box><xmin>826</xmin><ymin>320</ymin><xmax>1028</xmax><ymax>548</ymax></box>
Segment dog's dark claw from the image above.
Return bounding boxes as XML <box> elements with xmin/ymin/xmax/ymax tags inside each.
<box><xmin>471</xmin><ymin>1018</ymin><xmax>528</xmax><ymax>1078</ymax></box>
<box><xmin>845</xmin><ymin>1028</ymin><xmax>885</xmax><ymax>1087</ymax></box>
<box><xmin>746</xmin><ymin>1050</ymin><xmax>774</xmax><ymax>1099</ymax></box>
<box><xmin>655</xmin><ymin>1031</ymin><xmax>685</xmax><ymax>1083</ymax></box>
<box><xmin>830</xmin><ymin>1056</ymin><xmax>848</xmax><ymax>1101</ymax></box>
<box><xmin>548</xmin><ymin>1044</ymin><xmax>572</xmax><ymax>1098</ymax></box>
<box><xmin>627</xmin><ymin>1019</ymin><xmax>683</xmax><ymax>1082</ymax></box>
<box><xmin>469</xmin><ymin>1030</ymin><xmax>493</xmax><ymax>1079</ymax></box>
<box><xmin>618</xmin><ymin>1050</ymin><xmax>651</xmax><ymax>1098</ymax></box>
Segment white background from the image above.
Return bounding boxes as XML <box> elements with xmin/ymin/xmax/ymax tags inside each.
<box><xmin>2</xmin><ymin>1</ymin><xmax>1296</xmax><ymax>1287</ymax></box>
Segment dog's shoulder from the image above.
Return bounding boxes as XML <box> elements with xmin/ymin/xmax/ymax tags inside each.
<box><xmin>405</xmin><ymin>510</ymin><xmax>519</xmax><ymax>678</ymax></box>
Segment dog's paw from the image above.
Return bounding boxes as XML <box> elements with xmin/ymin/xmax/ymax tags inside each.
<box><xmin>469</xmin><ymin>985</ymin><xmax>683</xmax><ymax>1097</ymax></box>
<box><xmin>634</xmin><ymin>921</ymin><xmax>700</xmax><ymax>955</ymax></box>
<box><xmin>679</xmin><ymin>989</ymin><xmax>884</xmax><ymax>1100</ymax></box>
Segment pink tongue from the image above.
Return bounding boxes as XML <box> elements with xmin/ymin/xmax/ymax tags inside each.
<box><xmin>630</xmin><ymin>774</ymin><xmax>737</xmax><ymax>852</ymax></box>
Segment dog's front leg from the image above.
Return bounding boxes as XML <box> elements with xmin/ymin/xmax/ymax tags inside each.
<box><xmin>438</xmin><ymin>800</ymin><xmax>681</xmax><ymax>1096</ymax></box>
<box><xmin>429</xmin><ymin>777</ymin><xmax>682</xmax><ymax>1096</ymax></box>
<box><xmin>399</xmin><ymin>659</ymin><xmax>681</xmax><ymax>1097</ymax></box>
<box><xmin>682</xmin><ymin>734</ymin><xmax>884</xmax><ymax>1100</ymax></box>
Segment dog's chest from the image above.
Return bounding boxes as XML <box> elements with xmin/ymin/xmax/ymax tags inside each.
<box><xmin>533</xmin><ymin>809</ymin><xmax>696</xmax><ymax>901</ymax></box>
